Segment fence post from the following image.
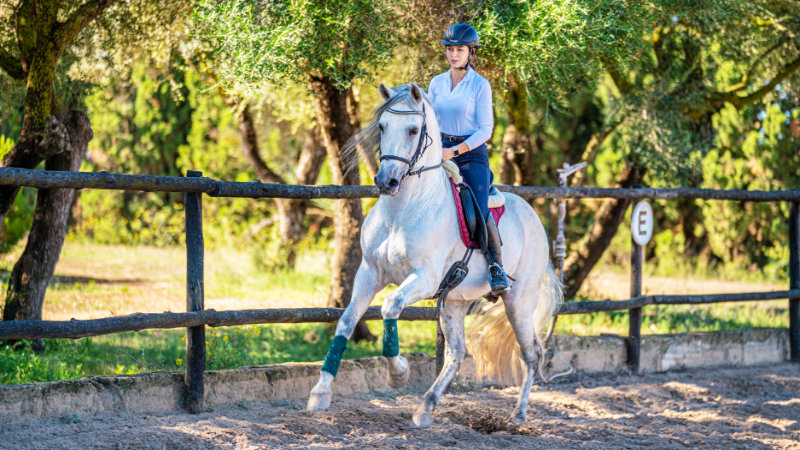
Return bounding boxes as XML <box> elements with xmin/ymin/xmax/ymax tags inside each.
<box><xmin>184</xmin><ymin>170</ymin><xmax>205</xmax><ymax>413</ymax></box>
<box><xmin>790</xmin><ymin>202</ymin><xmax>800</xmax><ymax>362</ymax></box>
<box><xmin>627</xmin><ymin>228</ymin><xmax>643</xmax><ymax>373</ymax></box>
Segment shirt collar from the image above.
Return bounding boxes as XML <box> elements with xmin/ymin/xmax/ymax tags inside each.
<box><xmin>447</xmin><ymin>68</ymin><xmax>472</xmax><ymax>90</ymax></box>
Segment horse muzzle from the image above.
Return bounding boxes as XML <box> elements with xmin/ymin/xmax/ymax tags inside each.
<box><xmin>374</xmin><ymin>166</ymin><xmax>402</xmax><ymax>196</ymax></box>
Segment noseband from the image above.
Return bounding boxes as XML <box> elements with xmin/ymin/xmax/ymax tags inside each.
<box><xmin>378</xmin><ymin>102</ymin><xmax>442</xmax><ymax>179</ymax></box>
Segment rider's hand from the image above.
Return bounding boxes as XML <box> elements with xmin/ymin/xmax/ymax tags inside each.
<box><xmin>442</xmin><ymin>143</ymin><xmax>469</xmax><ymax>161</ymax></box>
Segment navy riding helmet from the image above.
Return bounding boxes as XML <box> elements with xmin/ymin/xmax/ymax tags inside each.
<box><xmin>442</xmin><ymin>23</ymin><xmax>479</xmax><ymax>49</ymax></box>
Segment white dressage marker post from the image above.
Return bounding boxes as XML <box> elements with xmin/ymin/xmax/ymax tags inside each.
<box><xmin>628</xmin><ymin>200</ymin><xmax>653</xmax><ymax>373</ymax></box>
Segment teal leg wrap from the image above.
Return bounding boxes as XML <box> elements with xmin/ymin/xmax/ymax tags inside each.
<box><xmin>382</xmin><ymin>319</ymin><xmax>399</xmax><ymax>357</ymax></box>
<box><xmin>321</xmin><ymin>335</ymin><xmax>348</xmax><ymax>377</ymax></box>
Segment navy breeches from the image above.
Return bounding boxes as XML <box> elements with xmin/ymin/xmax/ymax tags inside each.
<box><xmin>442</xmin><ymin>138</ymin><xmax>492</xmax><ymax>221</ymax></box>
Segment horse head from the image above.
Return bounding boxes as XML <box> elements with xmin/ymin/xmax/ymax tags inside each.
<box><xmin>373</xmin><ymin>83</ymin><xmax>440</xmax><ymax>196</ymax></box>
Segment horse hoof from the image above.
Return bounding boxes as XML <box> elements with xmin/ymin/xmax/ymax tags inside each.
<box><xmin>411</xmin><ymin>411</ymin><xmax>433</xmax><ymax>428</ymax></box>
<box><xmin>387</xmin><ymin>356</ymin><xmax>410</xmax><ymax>389</ymax></box>
<box><xmin>388</xmin><ymin>369</ymin><xmax>410</xmax><ymax>389</ymax></box>
<box><xmin>306</xmin><ymin>392</ymin><xmax>331</xmax><ymax>411</ymax></box>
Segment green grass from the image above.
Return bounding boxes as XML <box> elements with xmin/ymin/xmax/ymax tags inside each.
<box><xmin>0</xmin><ymin>241</ymin><xmax>792</xmax><ymax>385</ymax></box>
<box><xmin>0</xmin><ymin>320</ymin><xmax>437</xmax><ymax>385</ymax></box>
<box><xmin>555</xmin><ymin>299</ymin><xmax>788</xmax><ymax>336</ymax></box>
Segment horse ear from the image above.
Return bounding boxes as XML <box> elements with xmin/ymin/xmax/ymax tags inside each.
<box><xmin>379</xmin><ymin>83</ymin><xmax>396</xmax><ymax>101</ymax></box>
<box><xmin>410</xmin><ymin>83</ymin><xmax>424</xmax><ymax>105</ymax></box>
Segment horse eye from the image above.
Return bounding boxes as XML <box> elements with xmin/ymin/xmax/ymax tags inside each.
<box><xmin>378</xmin><ymin>123</ymin><xmax>384</xmax><ymax>132</ymax></box>
<box><xmin>408</xmin><ymin>127</ymin><xmax>419</xmax><ymax>136</ymax></box>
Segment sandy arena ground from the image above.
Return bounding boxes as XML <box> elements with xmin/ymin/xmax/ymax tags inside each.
<box><xmin>1</xmin><ymin>363</ymin><xmax>798</xmax><ymax>449</ymax></box>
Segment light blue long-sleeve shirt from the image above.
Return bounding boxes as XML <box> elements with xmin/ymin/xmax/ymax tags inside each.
<box><xmin>427</xmin><ymin>68</ymin><xmax>494</xmax><ymax>151</ymax></box>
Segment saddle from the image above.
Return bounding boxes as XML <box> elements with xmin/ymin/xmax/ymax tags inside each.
<box><xmin>443</xmin><ymin>160</ymin><xmax>505</xmax><ymax>250</ymax></box>
<box><xmin>433</xmin><ymin>161</ymin><xmax>506</xmax><ymax>310</ymax></box>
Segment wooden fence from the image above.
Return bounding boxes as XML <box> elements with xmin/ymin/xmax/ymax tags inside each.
<box><xmin>0</xmin><ymin>167</ymin><xmax>798</xmax><ymax>414</ymax></box>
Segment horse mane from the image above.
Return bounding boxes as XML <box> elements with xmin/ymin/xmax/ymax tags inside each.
<box><xmin>342</xmin><ymin>84</ymin><xmax>433</xmax><ymax>178</ymax></box>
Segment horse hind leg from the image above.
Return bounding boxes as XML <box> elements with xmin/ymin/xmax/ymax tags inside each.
<box><xmin>502</xmin><ymin>282</ymin><xmax>543</xmax><ymax>424</ymax></box>
<box><xmin>411</xmin><ymin>301</ymin><xmax>470</xmax><ymax>428</ymax></box>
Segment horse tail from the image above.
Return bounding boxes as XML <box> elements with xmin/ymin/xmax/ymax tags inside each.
<box><xmin>466</xmin><ymin>263</ymin><xmax>563</xmax><ymax>386</ymax></box>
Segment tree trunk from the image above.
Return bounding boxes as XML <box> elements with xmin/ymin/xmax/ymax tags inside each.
<box><xmin>309</xmin><ymin>76</ymin><xmax>374</xmax><ymax>342</ymax></box>
<box><xmin>275</xmin><ymin>128</ymin><xmax>327</xmax><ymax>266</ymax></box>
<box><xmin>236</xmin><ymin>103</ymin><xmax>326</xmax><ymax>267</ymax></box>
<box><xmin>563</xmin><ymin>163</ymin><xmax>646</xmax><ymax>299</ymax></box>
<box><xmin>499</xmin><ymin>80</ymin><xmax>538</xmax><ymax>186</ymax></box>
<box><xmin>0</xmin><ymin>0</ymin><xmax>115</xmax><ymax>224</ymax></box>
<box><xmin>2</xmin><ymin>110</ymin><xmax>92</xmax><ymax>348</ymax></box>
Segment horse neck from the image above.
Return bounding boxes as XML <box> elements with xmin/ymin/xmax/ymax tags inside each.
<box><xmin>388</xmin><ymin>165</ymin><xmax>450</xmax><ymax>211</ymax></box>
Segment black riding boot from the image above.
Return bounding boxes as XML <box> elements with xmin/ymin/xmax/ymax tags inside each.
<box><xmin>484</xmin><ymin>215</ymin><xmax>510</xmax><ymax>295</ymax></box>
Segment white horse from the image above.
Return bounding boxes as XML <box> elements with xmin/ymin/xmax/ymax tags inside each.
<box><xmin>306</xmin><ymin>83</ymin><xmax>562</xmax><ymax>427</ymax></box>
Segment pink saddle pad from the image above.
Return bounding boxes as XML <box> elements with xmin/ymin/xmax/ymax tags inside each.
<box><xmin>449</xmin><ymin>179</ymin><xmax>505</xmax><ymax>249</ymax></box>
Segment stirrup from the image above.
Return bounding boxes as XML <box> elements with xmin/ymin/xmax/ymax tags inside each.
<box><xmin>488</xmin><ymin>263</ymin><xmax>510</xmax><ymax>294</ymax></box>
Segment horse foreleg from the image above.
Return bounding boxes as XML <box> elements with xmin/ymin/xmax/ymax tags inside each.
<box><xmin>381</xmin><ymin>270</ymin><xmax>437</xmax><ymax>390</ymax></box>
<box><xmin>411</xmin><ymin>301</ymin><xmax>469</xmax><ymax>428</ymax></box>
<box><xmin>307</xmin><ymin>262</ymin><xmax>381</xmax><ymax>411</ymax></box>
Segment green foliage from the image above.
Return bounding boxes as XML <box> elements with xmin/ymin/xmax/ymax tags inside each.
<box><xmin>0</xmin><ymin>187</ymin><xmax>36</xmax><ymax>253</ymax></box>
<box><xmin>75</xmin><ymin>53</ymin><xmax>277</xmax><ymax>248</ymax></box>
<box><xmin>192</xmin><ymin>0</ymin><xmax>399</xmax><ymax>93</ymax></box>
<box><xmin>698</xmin><ymin>100</ymin><xmax>799</xmax><ymax>279</ymax></box>
<box><xmin>0</xmin><ymin>134</ymin><xmax>35</xmax><ymax>254</ymax></box>
<box><xmin>0</xmin><ymin>340</ymin><xmax>84</xmax><ymax>384</ymax></box>
<box><xmin>474</xmin><ymin>0</ymin><xmax>644</xmax><ymax>103</ymax></box>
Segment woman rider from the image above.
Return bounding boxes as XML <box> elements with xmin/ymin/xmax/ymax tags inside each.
<box><xmin>428</xmin><ymin>23</ymin><xmax>509</xmax><ymax>295</ymax></box>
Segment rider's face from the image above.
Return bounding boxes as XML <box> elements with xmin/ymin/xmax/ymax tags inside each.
<box><xmin>445</xmin><ymin>45</ymin><xmax>470</xmax><ymax>69</ymax></box>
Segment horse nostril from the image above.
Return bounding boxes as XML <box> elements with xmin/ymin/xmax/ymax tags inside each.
<box><xmin>388</xmin><ymin>178</ymin><xmax>399</xmax><ymax>188</ymax></box>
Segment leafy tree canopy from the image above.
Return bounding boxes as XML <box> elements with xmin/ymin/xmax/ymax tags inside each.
<box><xmin>193</xmin><ymin>0</ymin><xmax>399</xmax><ymax>95</ymax></box>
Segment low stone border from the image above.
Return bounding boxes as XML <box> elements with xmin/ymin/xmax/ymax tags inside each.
<box><xmin>0</xmin><ymin>328</ymin><xmax>789</xmax><ymax>419</ymax></box>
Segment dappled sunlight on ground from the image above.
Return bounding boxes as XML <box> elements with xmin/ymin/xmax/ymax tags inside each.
<box><xmin>1</xmin><ymin>364</ymin><xmax>797</xmax><ymax>448</ymax></box>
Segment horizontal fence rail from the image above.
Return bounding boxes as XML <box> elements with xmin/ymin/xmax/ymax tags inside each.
<box><xmin>559</xmin><ymin>290</ymin><xmax>800</xmax><ymax>314</ymax></box>
<box><xmin>2</xmin><ymin>167</ymin><xmax>800</xmax><ymax>201</ymax></box>
<box><xmin>0</xmin><ymin>307</ymin><xmax>441</xmax><ymax>340</ymax></box>
<box><xmin>2</xmin><ymin>290</ymin><xmax>797</xmax><ymax>340</ymax></box>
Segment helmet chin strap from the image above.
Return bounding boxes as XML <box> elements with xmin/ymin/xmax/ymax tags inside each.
<box><xmin>456</xmin><ymin>48</ymin><xmax>476</xmax><ymax>71</ymax></box>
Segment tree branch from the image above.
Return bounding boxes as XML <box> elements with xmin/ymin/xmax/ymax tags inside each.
<box><xmin>53</xmin><ymin>0</ymin><xmax>116</xmax><ymax>53</ymax></box>
<box><xmin>652</xmin><ymin>21</ymin><xmax>678</xmax><ymax>73</ymax></box>
<box><xmin>0</xmin><ymin>47</ymin><xmax>24</xmax><ymax>79</ymax></box>
<box><xmin>606</xmin><ymin>65</ymin><xmax>632</xmax><ymax>96</ymax></box>
<box><xmin>730</xmin><ymin>54</ymin><xmax>800</xmax><ymax>108</ymax></box>
<box><xmin>690</xmin><ymin>53</ymin><xmax>800</xmax><ymax>118</ymax></box>
<box><xmin>724</xmin><ymin>33</ymin><xmax>790</xmax><ymax>94</ymax></box>
<box><xmin>237</xmin><ymin>102</ymin><xmax>287</xmax><ymax>185</ymax></box>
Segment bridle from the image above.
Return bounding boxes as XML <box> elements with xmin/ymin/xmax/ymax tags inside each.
<box><xmin>378</xmin><ymin>101</ymin><xmax>441</xmax><ymax>179</ymax></box>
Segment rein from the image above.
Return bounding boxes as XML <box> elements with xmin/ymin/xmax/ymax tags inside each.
<box><xmin>378</xmin><ymin>102</ymin><xmax>442</xmax><ymax>179</ymax></box>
